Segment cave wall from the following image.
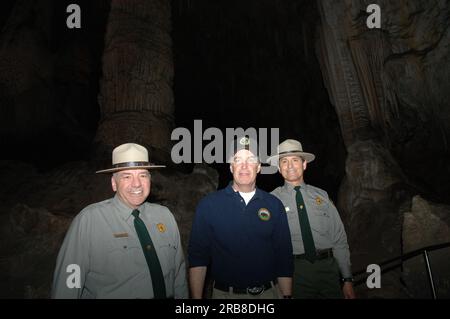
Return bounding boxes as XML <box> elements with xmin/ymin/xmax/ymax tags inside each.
<box><xmin>317</xmin><ymin>0</ymin><xmax>450</xmax><ymax>201</ymax></box>
<box><xmin>316</xmin><ymin>0</ymin><xmax>450</xmax><ymax>297</ymax></box>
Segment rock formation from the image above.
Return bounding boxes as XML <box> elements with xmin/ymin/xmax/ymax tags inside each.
<box><xmin>316</xmin><ymin>0</ymin><xmax>450</xmax><ymax>297</ymax></box>
<box><xmin>94</xmin><ymin>0</ymin><xmax>175</xmax><ymax>166</ymax></box>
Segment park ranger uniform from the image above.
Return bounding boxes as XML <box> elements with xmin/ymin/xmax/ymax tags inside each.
<box><xmin>51</xmin><ymin>194</ymin><xmax>188</xmax><ymax>299</ymax></box>
<box><xmin>272</xmin><ymin>181</ymin><xmax>352</xmax><ymax>298</ymax></box>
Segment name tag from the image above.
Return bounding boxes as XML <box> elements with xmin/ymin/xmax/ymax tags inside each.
<box><xmin>113</xmin><ymin>232</ymin><xmax>129</xmax><ymax>238</ymax></box>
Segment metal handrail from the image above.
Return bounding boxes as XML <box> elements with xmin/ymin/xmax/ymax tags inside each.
<box><xmin>352</xmin><ymin>241</ymin><xmax>450</xmax><ymax>299</ymax></box>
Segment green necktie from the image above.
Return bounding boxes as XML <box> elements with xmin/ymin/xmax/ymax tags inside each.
<box><xmin>294</xmin><ymin>186</ymin><xmax>317</xmax><ymax>263</ymax></box>
<box><xmin>132</xmin><ymin>209</ymin><xmax>167</xmax><ymax>299</ymax></box>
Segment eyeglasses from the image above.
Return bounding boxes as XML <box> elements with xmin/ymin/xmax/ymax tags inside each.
<box><xmin>232</xmin><ymin>156</ymin><xmax>259</xmax><ymax>165</ymax></box>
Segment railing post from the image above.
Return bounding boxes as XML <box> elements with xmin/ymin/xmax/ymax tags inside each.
<box><xmin>423</xmin><ymin>250</ymin><xmax>437</xmax><ymax>299</ymax></box>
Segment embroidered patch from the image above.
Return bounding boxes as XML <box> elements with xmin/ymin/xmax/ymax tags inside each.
<box><xmin>315</xmin><ymin>196</ymin><xmax>323</xmax><ymax>205</ymax></box>
<box><xmin>157</xmin><ymin>223</ymin><xmax>166</xmax><ymax>233</ymax></box>
<box><xmin>258</xmin><ymin>208</ymin><xmax>271</xmax><ymax>221</ymax></box>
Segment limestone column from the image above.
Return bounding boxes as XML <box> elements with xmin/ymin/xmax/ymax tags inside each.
<box><xmin>94</xmin><ymin>0</ymin><xmax>174</xmax><ymax>165</ymax></box>
<box><xmin>315</xmin><ymin>0</ymin><xmax>407</xmax><ymax>271</ymax></box>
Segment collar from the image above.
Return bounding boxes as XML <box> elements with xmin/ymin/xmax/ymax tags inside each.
<box><xmin>224</xmin><ymin>182</ymin><xmax>263</xmax><ymax>200</ymax></box>
<box><xmin>112</xmin><ymin>193</ymin><xmax>145</xmax><ymax>221</ymax></box>
<box><xmin>282</xmin><ymin>181</ymin><xmax>307</xmax><ymax>194</ymax></box>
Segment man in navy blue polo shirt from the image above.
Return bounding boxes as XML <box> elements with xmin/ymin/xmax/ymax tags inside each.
<box><xmin>188</xmin><ymin>136</ymin><xmax>293</xmax><ymax>299</ymax></box>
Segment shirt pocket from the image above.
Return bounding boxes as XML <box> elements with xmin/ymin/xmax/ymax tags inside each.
<box><xmin>97</xmin><ymin>237</ymin><xmax>143</xmax><ymax>280</ymax></box>
<box><xmin>310</xmin><ymin>205</ymin><xmax>331</xmax><ymax>235</ymax></box>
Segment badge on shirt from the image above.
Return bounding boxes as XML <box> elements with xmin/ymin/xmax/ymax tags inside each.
<box><xmin>257</xmin><ymin>208</ymin><xmax>271</xmax><ymax>221</ymax></box>
<box><xmin>315</xmin><ymin>196</ymin><xmax>323</xmax><ymax>205</ymax></box>
<box><xmin>157</xmin><ymin>223</ymin><xmax>166</xmax><ymax>233</ymax></box>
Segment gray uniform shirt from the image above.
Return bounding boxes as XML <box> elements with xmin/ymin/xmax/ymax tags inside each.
<box><xmin>51</xmin><ymin>194</ymin><xmax>188</xmax><ymax>298</ymax></box>
<box><xmin>271</xmin><ymin>182</ymin><xmax>352</xmax><ymax>278</ymax></box>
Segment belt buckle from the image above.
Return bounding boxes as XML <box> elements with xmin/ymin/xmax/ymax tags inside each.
<box><xmin>246</xmin><ymin>285</ymin><xmax>264</xmax><ymax>296</ymax></box>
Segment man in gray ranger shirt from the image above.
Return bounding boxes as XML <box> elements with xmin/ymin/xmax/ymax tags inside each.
<box><xmin>268</xmin><ymin>139</ymin><xmax>356</xmax><ymax>299</ymax></box>
<box><xmin>51</xmin><ymin>143</ymin><xmax>188</xmax><ymax>299</ymax></box>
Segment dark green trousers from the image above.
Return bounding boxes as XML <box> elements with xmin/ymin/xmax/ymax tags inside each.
<box><xmin>293</xmin><ymin>257</ymin><xmax>344</xmax><ymax>299</ymax></box>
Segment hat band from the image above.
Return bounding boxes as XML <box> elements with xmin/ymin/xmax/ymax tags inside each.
<box><xmin>278</xmin><ymin>150</ymin><xmax>303</xmax><ymax>155</ymax></box>
<box><xmin>112</xmin><ymin>161</ymin><xmax>151</xmax><ymax>168</ymax></box>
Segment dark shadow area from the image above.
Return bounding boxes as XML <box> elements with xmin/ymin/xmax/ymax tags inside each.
<box><xmin>0</xmin><ymin>0</ymin><xmax>109</xmax><ymax>172</ymax></box>
<box><xmin>0</xmin><ymin>0</ymin><xmax>347</xmax><ymax>200</ymax></box>
<box><xmin>171</xmin><ymin>0</ymin><xmax>346</xmax><ymax>199</ymax></box>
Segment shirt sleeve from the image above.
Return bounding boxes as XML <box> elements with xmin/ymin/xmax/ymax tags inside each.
<box><xmin>327</xmin><ymin>199</ymin><xmax>352</xmax><ymax>278</ymax></box>
<box><xmin>188</xmin><ymin>198</ymin><xmax>212</xmax><ymax>268</ymax></box>
<box><xmin>51</xmin><ymin>211</ymin><xmax>90</xmax><ymax>298</ymax></box>
<box><xmin>272</xmin><ymin>198</ymin><xmax>294</xmax><ymax>278</ymax></box>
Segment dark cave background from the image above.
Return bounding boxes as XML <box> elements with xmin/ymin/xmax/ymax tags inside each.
<box><xmin>172</xmin><ymin>0</ymin><xmax>346</xmax><ymax>197</ymax></box>
<box><xmin>0</xmin><ymin>0</ymin><xmax>449</xmax><ymax>298</ymax></box>
<box><xmin>0</xmin><ymin>0</ymin><xmax>106</xmax><ymax>170</ymax></box>
<box><xmin>0</xmin><ymin>0</ymin><xmax>345</xmax><ymax>200</ymax></box>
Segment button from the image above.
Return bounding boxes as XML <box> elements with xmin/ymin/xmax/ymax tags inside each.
<box><xmin>299</xmin><ymin>205</ymin><xmax>304</xmax><ymax>209</ymax></box>
<box><xmin>146</xmin><ymin>244</ymin><xmax>152</xmax><ymax>251</ymax></box>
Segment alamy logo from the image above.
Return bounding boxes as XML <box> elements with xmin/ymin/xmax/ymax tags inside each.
<box><xmin>66</xmin><ymin>4</ymin><xmax>81</xmax><ymax>29</ymax></box>
<box><xmin>366</xmin><ymin>4</ymin><xmax>381</xmax><ymax>29</ymax></box>
<box><xmin>66</xmin><ymin>264</ymin><xmax>81</xmax><ymax>289</ymax></box>
<box><xmin>366</xmin><ymin>264</ymin><xmax>381</xmax><ymax>288</ymax></box>
<box><xmin>171</xmin><ymin>120</ymin><xmax>279</xmax><ymax>174</ymax></box>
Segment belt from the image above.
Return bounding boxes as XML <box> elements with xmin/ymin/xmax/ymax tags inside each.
<box><xmin>214</xmin><ymin>281</ymin><xmax>273</xmax><ymax>295</ymax></box>
<box><xmin>294</xmin><ymin>248</ymin><xmax>333</xmax><ymax>260</ymax></box>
